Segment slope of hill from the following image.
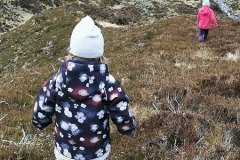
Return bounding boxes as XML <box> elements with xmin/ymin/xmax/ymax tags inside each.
<box><xmin>1</xmin><ymin>0</ymin><xmax>240</xmax><ymax>35</ymax></box>
<box><xmin>0</xmin><ymin>1</ymin><xmax>240</xmax><ymax>159</ymax></box>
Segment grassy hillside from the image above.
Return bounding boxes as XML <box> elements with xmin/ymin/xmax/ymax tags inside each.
<box><xmin>0</xmin><ymin>2</ymin><xmax>240</xmax><ymax>160</ymax></box>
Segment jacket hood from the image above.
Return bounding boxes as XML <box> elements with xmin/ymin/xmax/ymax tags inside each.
<box><xmin>60</xmin><ymin>60</ymin><xmax>109</xmax><ymax>100</ymax></box>
<box><xmin>62</xmin><ymin>60</ymin><xmax>108</xmax><ymax>73</ymax></box>
<box><xmin>199</xmin><ymin>6</ymin><xmax>210</xmax><ymax>15</ymax></box>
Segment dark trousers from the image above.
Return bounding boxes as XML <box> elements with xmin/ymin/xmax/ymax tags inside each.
<box><xmin>198</xmin><ymin>29</ymin><xmax>209</xmax><ymax>42</ymax></box>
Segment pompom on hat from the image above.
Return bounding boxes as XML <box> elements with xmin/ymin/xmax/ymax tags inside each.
<box><xmin>202</xmin><ymin>0</ymin><xmax>210</xmax><ymax>6</ymax></box>
<box><xmin>69</xmin><ymin>16</ymin><xmax>104</xmax><ymax>58</ymax></box>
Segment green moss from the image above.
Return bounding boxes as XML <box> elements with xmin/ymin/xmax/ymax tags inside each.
<box><xmin>204</xmin><ymin>124</ymin><xmax>224</xmax><ymax>145</ymax></box>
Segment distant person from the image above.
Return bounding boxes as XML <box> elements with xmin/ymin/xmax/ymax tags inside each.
<box><xmin>32</xmin><ymin>16</ymin><xmax>136</xmax><ymax>160</ymax></box>
<box><xmin>197</xmin><ymin>0</ymin><xmax>218</xmax><ymax>42</ymax></box>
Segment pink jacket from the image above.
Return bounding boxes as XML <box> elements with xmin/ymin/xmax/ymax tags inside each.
<box><xmin>197</xmin><ymin>6</ymin><xmax>218</xmax><ymax>29</ymax></box>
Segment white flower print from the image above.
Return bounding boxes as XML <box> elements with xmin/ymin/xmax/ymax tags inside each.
<box><xmin>74</xmin><ymin>154</ymin><xmax>85</xmax><ymax>160</ymax></box>
<box><xmin>128</xmin><ymin>109</ymin><xmax>133</xmax><ymax>117</ymax></box>
<box><xmin>117</xmin><ymin>117</ymin><xmax>124</xmax><ymax>123</ymax></box>
<box><xmin>125</xmin><ymin>120</ymin><xmax>130</xmax><ymax>124</ymax></box>
<box><xmin>64</xmin><ymin>108</ymin><xmax>72</xmax><ymax>118</ymax></box>
<box><xmin>122</xmin><ymin>125</ymin><xmax>130</xmax><ymax>131</ymax></box>
<box><xmin>68</xmin><ymin>62</ymin><xmax>75</xmax><ymax>71</ymax></box>
<box><xmin>75</xmin><ymin>112</ymin><xmax>86</xmax><ymax>123</ymax></box>
<box><xmin>89</xmin><ymin>76</ymin><xmax>95</xmax><ymax>84</ymax></box>
<box><xmin>73</xmin><ymin>146</ymin><xmax>77</xmax><ymax>151</ymax></box>
<box><xmin>56</xmin><ymin>104</ymin><xmax>62</xmax><ymax>113</ymax></box>
<box><xmin>99</xmin><ymin>82</ymin><xmax>105</xmax><ymax>90</ymax></box>
<box><xmin>43</xmin><ymin>105</ymin><xmax>52</xmax><ymax>112</ymax></box>
<box><xmin>58</xmin><ymin>91</ymin><xmax>64</xmax><ymax>97</ymax></box>
<box><xmin>53</xmin><ymin>74</ymin><xmax>57</xmax><ymax>81</ymax></box>
<box><xmin>108</xmin><ymin>74</ymin><xmax>116</xmax><ymax>83</ymax></box>
<box><xmin>56</xmin><ymin>74</ymin><xmax>63</xmax><ymax>89</ymax></box>
<box><xmin>97</xmin><ymin>131</ymin><xmax>102</xmax><ymax>135</ymax></box>
<box><xmin>100</xmin><ymin>64</ymin><xmax>106</xmax><ymax>74</ymax></box>
<box><xmin>90</xmin><ymin>136</ymin><xmax>100</xmax><ymax>144</ymax></box>
<box><xmin>79</xmin><ymin>74</ymin><xmax>88</xmax><ymax>82</ymax></box>
<box><xmin>86</xmin><ymin>83</ymin><xmax>89</xmax><ymax>87</ymax></box>
<box><xmin>70</xmin><ymin>124</ymin><xmax>80</xmax><ymax>136</ymax></box>
<box><xmin>79</xmin><ymin>146</ymin><xmax>85</xmax><ymax>151</ymax></box>
<box><xmin>56</xmin><ymin>143</ymin><xmax>61</xmax><ymax>151</ymax></box>
<box><xmin>78</xmin><ymin>89</ymin><xmax>89</xmax><ymax>96</ymax></box>
<box><xmin>49</xmin><ymin>80</ymin><xmax>53</xmax><ymax>89</ymax></box>
<box><xmin>88</xmin><ymin>65</ymin><xmax>94</xmax><ymax>72</ymax></box>
<box><xmin>60</xmin><ymin>132</ymin><xmax>64</xmax><ymax>138</ymax></box>
<box><xmin>108</xmin><ymin>87</ymin><xmax>113</xmax><ymax>92</ymax></box>
<box><xmin>116</xmin><ymin>101</ymin><xmax>127</xmax><ymax>111</ymax></box>
<box><xmin>60</xmin><ymin>121</ymin><xmax>70</xmax><ymax>131</ymax></box>
<box><xmin>80</xmin><ymin>137</ymin><xmax>85</xmax><ymax>141</ymax></box>
<box><xmin>33</xmin><ymin>102</ymin><xmax>38</xmax><ymax>112</ymax></box>
<box><xmin>43</xmin><ymin>87</ymin><xmax>47</xmax><ymax>92</ymax></box>
<box><xmin>81</xmin><ymin>103</ymin><xmax>86</xmax><ymax>108</ymax></box>
<box><xmin>38</xmin><ymin>112</ymin><xmax>46</xmax><ymax>119</ymax></box>
<box><xmin>90</xmin><ymin>124</ymin><xmax>99</xmax><ymax>132</ymax></box>
<box><xmin>117</xmin><ymin>87</ymin><xmax>122</xmax><ymax>92</ymax></box>
<box><xmin>38</xmin><ymin>96</ymin><xmax>44</xmax><ymax>108</ymax></box>
<box><xmin>95</xmin><ymin>149</ymin><xmax>103</xmax><ymax>157</ymax></box>
<box><xmin>92</xmin><ymin>94</ymin><xmax>102</xmax><ymax>102</ymax></box>
<box><xmin>73</xmin><ymin>104</ymin><xmax>79</xmax><ymax>109</ymax></box>
<box><xmin>63</xmin><ymin>149</ymin><xmax>72</xmax><ymax>158</ymax></box>
<box><xmin>103</xmin><ymin>134</ymin><xmax>106</xmax><ymax>138</ymax></box>
<box><xmin>97</xmin><ymin>110</ymin><xmax>105</xmax><ymax>119</ymax></box>
<box><xmin>103</xmin><ymin>120</ymin><xmax>108</xmax><ymax>129</ymax></box>
<box><xmin>56</xmin><ymin>74</ymin><xmax>63</xmax><ymax>83</ymax></box>
<box><xmin>74</xmin><ymin>104</ymin><xmax>79</xmax><ymax>107</ymax></box>
<box><xmin>46</xmin><ymin>89</ymin><xmax>50</xmax><ymax>97</ymax></box>
<box><xmin>67</xmin><ymin>88</ymin><xmax>73</xmax><ymax>92</ymax></box>
<box><xmin>105</xmin><ymin>144</ymin><xmax>111</xmax><ymax>151</ymax></box>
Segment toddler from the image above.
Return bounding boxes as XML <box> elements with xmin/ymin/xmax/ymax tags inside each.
<box><xmin>32</xmin><ymin>16</ymin><xmax>136</xmax><ymax>160</ymax></box>
<box><xmin>197</xmin><ymin>0</ymin><xmax>218</xmax><ymax>42</ymax></box>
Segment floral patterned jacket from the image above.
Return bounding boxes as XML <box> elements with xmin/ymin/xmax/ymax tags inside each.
<box><xmin>32</xmin><ymin>60</ymin><xmax>136</xmax><ymax>159</ymax></box>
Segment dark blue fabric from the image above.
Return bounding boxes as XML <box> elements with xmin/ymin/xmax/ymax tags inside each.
<box><xmin>32</xmin><ymin>60</ymin><xmax>136</xmax><ymax>159</ymax></box>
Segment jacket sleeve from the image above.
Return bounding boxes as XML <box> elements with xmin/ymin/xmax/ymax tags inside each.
<box><xmin>105</xmin><ymin>74</ymin><xmax>136</xmax><ymax>135</ymax></box>
<box><xmin>32</xmin><ymin>71</ymin><xmax>60</xmax><ymax>130</ymax></box>
<box><xmin>210</xmin><ymin>9</ymin><xmax>218</xmax><ymax>27</ymax></box>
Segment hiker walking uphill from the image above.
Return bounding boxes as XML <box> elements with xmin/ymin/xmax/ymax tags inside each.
<box><xmin>32</xmin><ymin>16</ymin><xmax>136</xmax><ymax>160</ymax></box>
<box><xmin>197</xmin><ymin>0</ymin><xmax>218</xmax><ymax>42</ymax></box>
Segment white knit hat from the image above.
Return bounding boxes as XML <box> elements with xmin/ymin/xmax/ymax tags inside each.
<box><xmin>69</xmin><ymin>16</ymin><xmax>104</xmax><ymax>58</ymax></box>
<box><xmin>202</xmin><ymin>0</ymin><xmax>210</xmax><ymax>6</ymax></box>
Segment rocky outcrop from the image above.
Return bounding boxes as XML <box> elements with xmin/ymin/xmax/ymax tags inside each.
<box><xmin>0</xmin><ymin>0</ymin><xmax>61</xmax><ymax>34</ymax></box>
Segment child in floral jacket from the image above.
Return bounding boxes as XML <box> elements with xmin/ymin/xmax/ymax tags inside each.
<box><xmin>197</xmin><ymin>0</ymin><xmax>218</xmax><ymax>42</ymax></box>
<box><xmin>32</xmin><ymin>16</ymin><xmax>136</xmax><ymax>160</ymax></box>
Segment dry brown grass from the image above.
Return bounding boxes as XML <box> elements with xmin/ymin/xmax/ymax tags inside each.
<box><xmin>0</xmin><ymin>3</ymin><xmax>240</xmax><ymax>159</ymax></box>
